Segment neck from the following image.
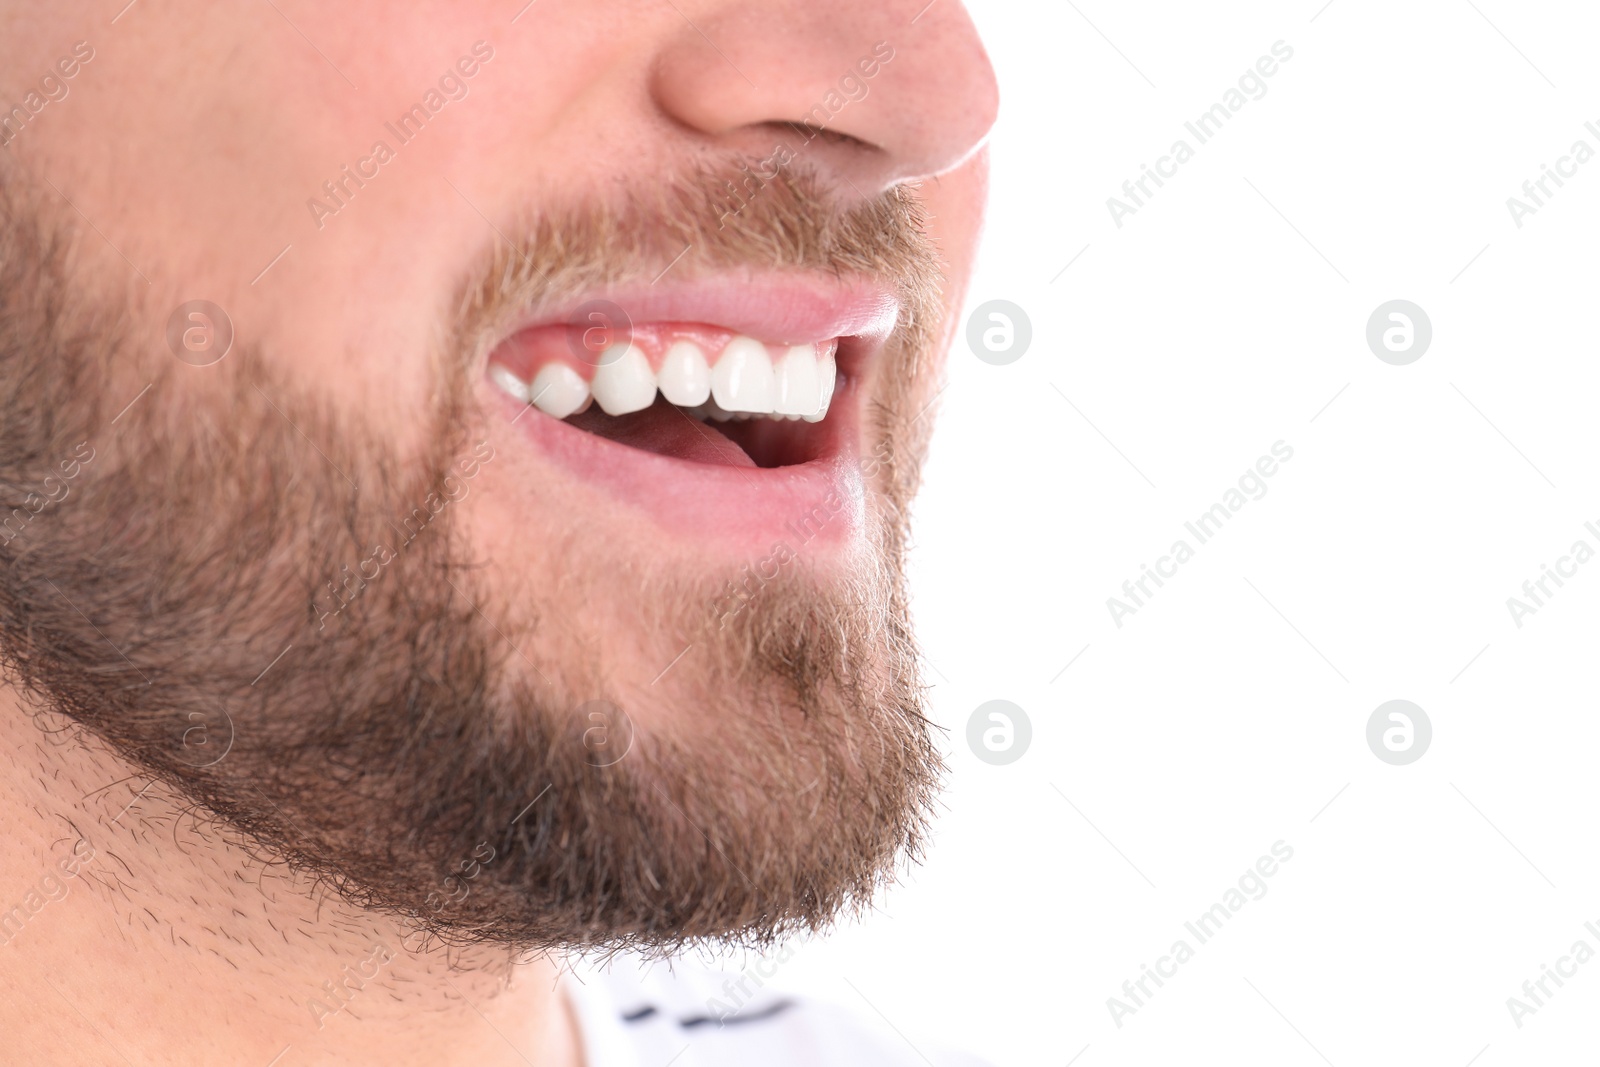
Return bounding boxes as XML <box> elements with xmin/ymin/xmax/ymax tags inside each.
<box><xmin>0</xmin><ymin>690</ymin><xmax>583</xmax><ymax>1067</ymax></box>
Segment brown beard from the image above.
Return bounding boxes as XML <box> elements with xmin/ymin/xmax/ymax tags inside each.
<box><xmin>0</xmin><ymin>157</ymin><xmax>946</xmax><ymax>958</ymax></box>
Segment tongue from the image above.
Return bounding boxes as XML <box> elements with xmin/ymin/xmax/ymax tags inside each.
<box><xmin>564</xmin><ymin>399</ymin><xmax>757</xmax><ymax>467</ymax></box>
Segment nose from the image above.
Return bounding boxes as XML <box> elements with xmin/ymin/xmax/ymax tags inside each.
<box><xmin>648</xmin><ymin>1</ymin><xmax>998</xmax><ymax>194</ymax></box>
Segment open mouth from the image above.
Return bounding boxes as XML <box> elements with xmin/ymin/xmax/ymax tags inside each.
<box><xmin>488</xmin><ymin>324</ymin><xmax>841</xmax><ymax>470</ymax></box>
<box><xmin>481</xmin><ymin>275</ymin><xmax>898</xmax><ymax>544</ymax></box>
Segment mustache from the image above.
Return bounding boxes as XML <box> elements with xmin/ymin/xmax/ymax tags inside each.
<box><xmin>449</xmin><ymin>159</ymin><xmax>944</xmax><ymax>363</ymax></box>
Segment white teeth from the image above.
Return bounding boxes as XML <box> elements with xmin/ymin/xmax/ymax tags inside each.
<box><xmin>803</xmin><ymin>349</ymin><xmax>837</xmax><ymax>424</ymax></box>
<box><xmin>529</xmin><ymin>362</ymin><xmax>590</xmax><ymax>418</ymax></box>
<box><xmin>773</xmin><ymin>344</ymin><xmax>822</xmax><ymax>417</ymax></box>
<box><xmin>711</xmin><ymin>336</ymin><xmax>775</xmax><ymax>413</ymax></box>
<box><xmin>503</xmin><ymin>334</ymin><xmax>838</xmax><ymax>426</ymax></box>
<box><xmin>489</xmin><ymin>364</ymin><xmax>532</xmax><ymax>404</ymax></box>
<box><xmin>657</xmin><ymin>341</ymin><xmax>712</xmax><ymax>407</ymax></box>
<box><xmin>591</xmin><ymin>343</ymin><xmax>657</xmax><ymax>415</ymax></box>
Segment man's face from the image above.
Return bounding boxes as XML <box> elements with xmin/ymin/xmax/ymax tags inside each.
<box><xmin>0</xmin><ymin>2</ymin><xmax>996</xmax><ymax>953</ymax></box>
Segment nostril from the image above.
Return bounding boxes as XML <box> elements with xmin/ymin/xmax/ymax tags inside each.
<box><xmin>772</xmin><ymin>121</ymin><xmax>879</xmax><ymax>154</ymax></box>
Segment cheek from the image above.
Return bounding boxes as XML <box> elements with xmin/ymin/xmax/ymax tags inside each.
<box><xmin>877</xmin><ymin>149</ymin><xmax>989</xmax><ymax>399</ymax></box>
<box><xmin>918</xmin><ymin>149</ymin><xmax>990</xmax><ymax>300</ymax></box>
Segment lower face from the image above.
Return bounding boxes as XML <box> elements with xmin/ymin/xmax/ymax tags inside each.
<box><xmin>0</xmin><ymin>154</ymin><xmax>958</xmax><ymax>953</ymax></box>
<box><xmin>0</xmin><ymin>0</ymin><xmax>987</xmax><ymax>955</ymax></box>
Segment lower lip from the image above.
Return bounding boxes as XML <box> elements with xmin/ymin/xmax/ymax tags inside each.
<box><xmin>495</xmin><ymin>370</ymin><xmax>867</xmax><ymax>550</ymax></box>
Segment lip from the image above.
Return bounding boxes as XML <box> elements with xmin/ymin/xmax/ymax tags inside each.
<box><xmin>483</xmin><ymin>271</ymin><xmax>895</xmax><ymax>550</ymax></box>
<box><xmin>495</xmin><ymin>270</ymin><xmax>901</xmax><ymax>349</ymax></box>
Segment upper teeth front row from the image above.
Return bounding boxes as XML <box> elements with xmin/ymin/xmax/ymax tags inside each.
<box><xmin>490</xmin><ymin>336</ymin><xmax>838</xmax><ymax>423</ymax></box>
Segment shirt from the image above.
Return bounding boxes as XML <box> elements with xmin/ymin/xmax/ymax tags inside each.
<box><xmin>563</xmin><ymin>955</ymin><xmax>991</xmax><ymax>1067</ymax></box>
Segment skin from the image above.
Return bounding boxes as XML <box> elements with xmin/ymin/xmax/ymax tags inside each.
<box><xmin>0</xmin><ymin>1</ymin><xmax>996</xmax><ymax>1064</ymax></box>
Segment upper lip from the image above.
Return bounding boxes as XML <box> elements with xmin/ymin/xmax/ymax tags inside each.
<box><xmin>493</xmin><ymin>269</ymin><xmax>901</xmax><ymax>349</ymax></box>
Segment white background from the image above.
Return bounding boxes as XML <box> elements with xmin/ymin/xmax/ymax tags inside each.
<box><xmin>742</xmin><ymin>2</ymin><xmax>1600</xmax><ymax>1065</ymax></box>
